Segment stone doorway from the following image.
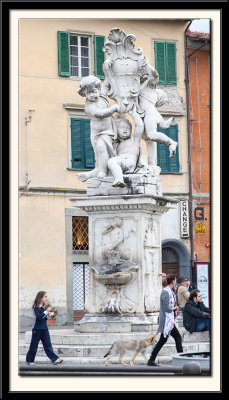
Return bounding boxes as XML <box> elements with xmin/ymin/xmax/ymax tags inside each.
<box><xmin>162</xmin><ymin>240</ymin><xmax>191</xmax><ymax>281</ymax></box>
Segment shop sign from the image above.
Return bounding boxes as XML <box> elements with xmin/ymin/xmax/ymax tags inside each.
<box><xmin>196</xmin><ymin>263</ymin><xmax>209</xmax><ymax>307</ymax></box>
<box><xmin>194</xmin><ymin>207</ymin><xmax>204</xmax><ymax>220</ymax></box>
<box><xmin>195</xmin><ymin>223</ymin><xmax>207</xmax><ymax>234</ymax></box>
<box><xmin>180</xmin><ymin>200</ymin><xmax>189</xmax><ymax>238</ymax></box>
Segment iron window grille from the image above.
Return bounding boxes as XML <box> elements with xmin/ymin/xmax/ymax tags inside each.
<box><xmin>72</xmin><ymin>216</ymin><xmax>89</xmax><ymax>254</ymax></box>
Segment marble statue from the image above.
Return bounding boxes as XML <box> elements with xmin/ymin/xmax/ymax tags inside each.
<box><xmin>76</xmin><ymin>27</ymin><xmax>177</xmax><ymax>189</ymax></box>
<box><xmin>107</xmin><ymin>106</ymin><xmax>145</xmax><ymax>187</ymax></box>
<box><xmin>139</xmin><ymin>79</ymin><xmax>177</xmax><ymax>162</ymax></box>
<box><xmin>77</xmin><ymin>75</ymin><xmax>119</xmax><ymax>182</ymax></box>
<box><xmin>102</xmin><ymin>27</ymin><xmax>177</xmax><ymax>167</ymax></box>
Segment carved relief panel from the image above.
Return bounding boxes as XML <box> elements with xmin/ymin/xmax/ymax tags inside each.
<box><xmin>91</xmin><ymin>216</ymin><xmax>138</xmax><ymax>265</ymax></box>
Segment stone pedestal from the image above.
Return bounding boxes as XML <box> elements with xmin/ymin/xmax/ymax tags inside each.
<box><xmin>70</xmin><ymin>191</ymin><xmax>177</xmax><ymax>331</ymax></box>
<box><xmin>86</xmin><ymin>173</ymin><xmax>162</xmax><ymax>197</ymax></box>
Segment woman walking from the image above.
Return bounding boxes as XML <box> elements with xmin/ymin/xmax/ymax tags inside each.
<box><xmin>147</xmin><ymin>274</ymin><xmax>183</xmax><ymax>366</ymax></box>
<box><xmin>26</xmin><ymin>291</ymin><xmax>63</xmax><ymax>365</ymax></box>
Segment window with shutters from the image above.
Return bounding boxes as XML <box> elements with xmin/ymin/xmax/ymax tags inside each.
<box><xmin>58</xmin><ymin>31</ymin><xmax>105</xmax><ymax>79</ymax></box>
<box><xmin>157</xmin><ymin>124</ymin><xmax>179</xmax><ymax>173</ymax></box>
<box><xmin>154</xmin><ymin>41</ymin><xmax>177</xmax><ymax>85</ymax></box>
<box><xmin>71</xmin><ymin>118</ymin><xmax>95</xmax><ymax>169</ymax></box>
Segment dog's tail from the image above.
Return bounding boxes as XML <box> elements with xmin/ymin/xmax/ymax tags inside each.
<box><xmin>104</xmin><ymin>342</ymin><xmax>116</xmax><ymax>358</ymax></box>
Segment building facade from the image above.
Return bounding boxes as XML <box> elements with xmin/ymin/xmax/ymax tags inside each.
<box><xmin>186</xmin><ymin>29</ymin><xmax>211</xmax><ymax>307</ymax></box>
<box><xmin>19</xmin><ymin>18</ymin><xmax>191</xmax><ymax>326</ymax></box>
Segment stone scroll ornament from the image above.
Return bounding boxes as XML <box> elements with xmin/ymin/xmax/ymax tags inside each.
<box><xmin>77</xmin><ymin>27</ymin><xmax>177</xmax><ymax>186</ymax></box>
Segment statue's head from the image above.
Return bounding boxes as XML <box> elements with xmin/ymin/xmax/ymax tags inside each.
<box><xmin>77</xmin><ymin>76</ymin><xmax>101</xmax><ymax>99</ymax></box>
<box><xmin>115</xmin><ymin>118</ymin><xmax>132</xmax><ymax>140</ymax></box>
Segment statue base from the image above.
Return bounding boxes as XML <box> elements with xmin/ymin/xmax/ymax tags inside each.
<box><xmin>70</xmin><ymin>194</ymin><xmax>178</xmax><ymax>320</ymax></box>
<box><xmin>74</xmin><ymin>313</ymin><xmax>158</xmax><ymax>333</ymax></box>
<box><xmin>86</xmin><ymin>173</ymin><xmax>162</xmax><ymax>197</ymax></box>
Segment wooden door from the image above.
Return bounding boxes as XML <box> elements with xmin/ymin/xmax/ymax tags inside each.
<box><xmin>162</xmin><ymin>263</ymin><xmax>179</xmax><ymax>278</ymax></box>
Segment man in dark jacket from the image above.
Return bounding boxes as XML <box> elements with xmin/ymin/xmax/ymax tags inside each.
<box><xmin>183</xmin><ymin>289</ymin><xmax>210</xmax><ymax>334</ymax></box>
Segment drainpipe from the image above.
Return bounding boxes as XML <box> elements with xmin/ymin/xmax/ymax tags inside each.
<box><xmin>184</xmin><ymin>22</ymin><xmax>195</xmax><ymax>282</ymax></box>
<box><xmin>24</xmin><ymin>110</ymin><xmax>35</xmax><ymax>191</ymax></box>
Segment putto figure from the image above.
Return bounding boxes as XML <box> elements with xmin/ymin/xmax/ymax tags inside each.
<box><xmin>77</xmin><ymin>75</ymin><xmax>119</xmax><ymax>181</ymax></box>
<box><xmin>107</xmin><ymin>106</ymin><xmax>145</xmax><ymax>187</ymax></box>
<box><xmin>139</xmin><ymin>68</ymin><xmax>177</xmax><ymax>163</ymax></box>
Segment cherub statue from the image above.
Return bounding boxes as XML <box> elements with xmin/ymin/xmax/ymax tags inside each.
<box><xmin>77</xmin><ymin>76</ymin><xmax>119</xmax><ymax>182</ymax></box>
<box><xmin>107</xmin><ymin>106</ymin><xmax>145</xmax><ymax>188</ymax></box>
<box><xmin>139</xmin><ymin>67</ymin><xmax>177</xmax><ymax>165</ymax></box>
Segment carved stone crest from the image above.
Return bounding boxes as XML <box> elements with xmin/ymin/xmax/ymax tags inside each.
<box><xmin>102</xmin><ymin>27</ymin><xmax>147</xmax><ymax>113</ymax></box>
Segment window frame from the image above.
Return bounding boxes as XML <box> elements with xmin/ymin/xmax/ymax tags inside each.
<box><xmin>69</xmin><ymin>33</ymin><xmax>91</xmax><ymax>78</ymax></box>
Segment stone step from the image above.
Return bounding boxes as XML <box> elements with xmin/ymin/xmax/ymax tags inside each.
<box><xmin>20</xmin><ymin>339</ymin><xmax>210</xmax><ymax>359</ymax></box>
<box><xmin>24</xmin><ymin>329</ymin><xmax>209</xmax><ymax>345</ymax></box>
<box><xmin>24</xmin><ymin>330</ymin><xmax>159</xmax><ymax>345</ymax></box>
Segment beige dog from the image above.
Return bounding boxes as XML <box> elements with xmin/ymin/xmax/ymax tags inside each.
<box><xmin>104</xmin><ymin>332</ymin><xmax>157</xmax><ymax>366</ymax></box>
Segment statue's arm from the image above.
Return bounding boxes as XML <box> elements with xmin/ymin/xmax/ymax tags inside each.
<box><xmin>129</xmin><ymin>108</ymin><xmax>144</xmax><ymax>142</ymax></box>
<box><xmin>90</xmin><ymin>103</ymin><xmax>119</xmax><ymax>119</ymax></box>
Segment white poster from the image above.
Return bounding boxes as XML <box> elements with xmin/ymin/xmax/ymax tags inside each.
<box><xmin>196</xmin><ymin>263</ymin><xmax>209</xmax><ymax>307</ymax></box>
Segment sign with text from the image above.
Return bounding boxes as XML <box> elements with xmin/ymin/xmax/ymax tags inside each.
<box><xmin>196</xmin><ymin>263</ymin><xmax>209</xmax><ymax>308</ymax></box>
<box><xmin>195</xmin><ymin>223</ymin><xmax>207</xmax><ymax>234</ymax></box>
<box><xmin>180</xmin><ymin>200</ymin><xmax>189</xmax><ymax>238</ymax></box>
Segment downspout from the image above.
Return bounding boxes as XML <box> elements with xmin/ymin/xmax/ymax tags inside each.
<box><xmin>184</xmin><ymin>22</ymin><xmax>195</xmax><ymax>281</ymax></box>
<box><xmin>24</xmin><ymin>110</ymin><xmax>35</xmax><ymax>191</ymax></box>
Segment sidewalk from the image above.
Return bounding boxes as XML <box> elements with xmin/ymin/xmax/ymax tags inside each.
<box><xmin>19</xmin><ymin>320</ymin><xmax>210</xmax><ymax>368</ymax></box>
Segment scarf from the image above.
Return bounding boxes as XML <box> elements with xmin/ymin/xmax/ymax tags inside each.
<box><xmin>163</xmin><ymin>285</ymin><xmax>177</xmax><ymax>338</ymax></box>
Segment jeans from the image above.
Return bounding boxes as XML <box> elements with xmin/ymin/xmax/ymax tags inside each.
<box><xmin>195</xmin><ymin>318</ymin><xmax>210</xmax><ymax>333</ymax></box>
<box><xmin>149</xmin><ymin>325</ymin><xmax>183</xmax><ymax>361</ymax></box>
<box><xmin>26</xmin><ymin>329</ymin><xmax>58</xmax><ymax>363</ymax></box>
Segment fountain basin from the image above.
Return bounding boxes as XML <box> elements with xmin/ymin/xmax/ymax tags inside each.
<box><xmin>93</xmin><ymin>271</ymin><xmax>133</xmax><ymax>285</ymax></box>
<box><xmin>91</xmin><ymin>265</ymin><xmax>139</xmax><ymax>286</ymax></box>
<box><xmin>172</xmin><ymin>351</ymin><xmax>210</xmax><ymax>369</ymax></box>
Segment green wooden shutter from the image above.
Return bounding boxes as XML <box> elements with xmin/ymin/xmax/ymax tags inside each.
<box><xmin>71</xmin><ymin>119</ymin><xmax>84</xmax><ymax>168</ymax></box>
<box><xmin>157</xmin><ymin>140</ymin><xmax>168</xmax><ymax>172</ymax></box>
<box><xmin>167</xmin><ymin>124</ymin><xmax>179</xmax><ymax>171</ymax></box>
<box><xmin>155</xmin><ymin>41</ymin><xmax>166</xmax><ymax>84</ymax></box>
<box><xmin>58</xmin><ymin>31</ymin><xmax>70</xmax><ymax>76</ymax></box>
<box><xmin>84</xmin><ymin>120</ymin><xmax>95</xmax><ymax>168</ymax></box>
<box><xmin>71</xmin><ymin>118</ymin><xmax>95</xmax><ymax>169</ymax></box>
<box><xmin>94</xmin><ymin>35</ymin><xmax>105</xmax><ymax>79</ymax></box>
<box><xmin>166</xmin><ymin>42</ymin><xmax>177</xmax><ymax>84</ymax></box>
<box><xmin>157</xmin><ymin>124</ymin><xmax>179</xmax><ymax>172</ymax></box>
